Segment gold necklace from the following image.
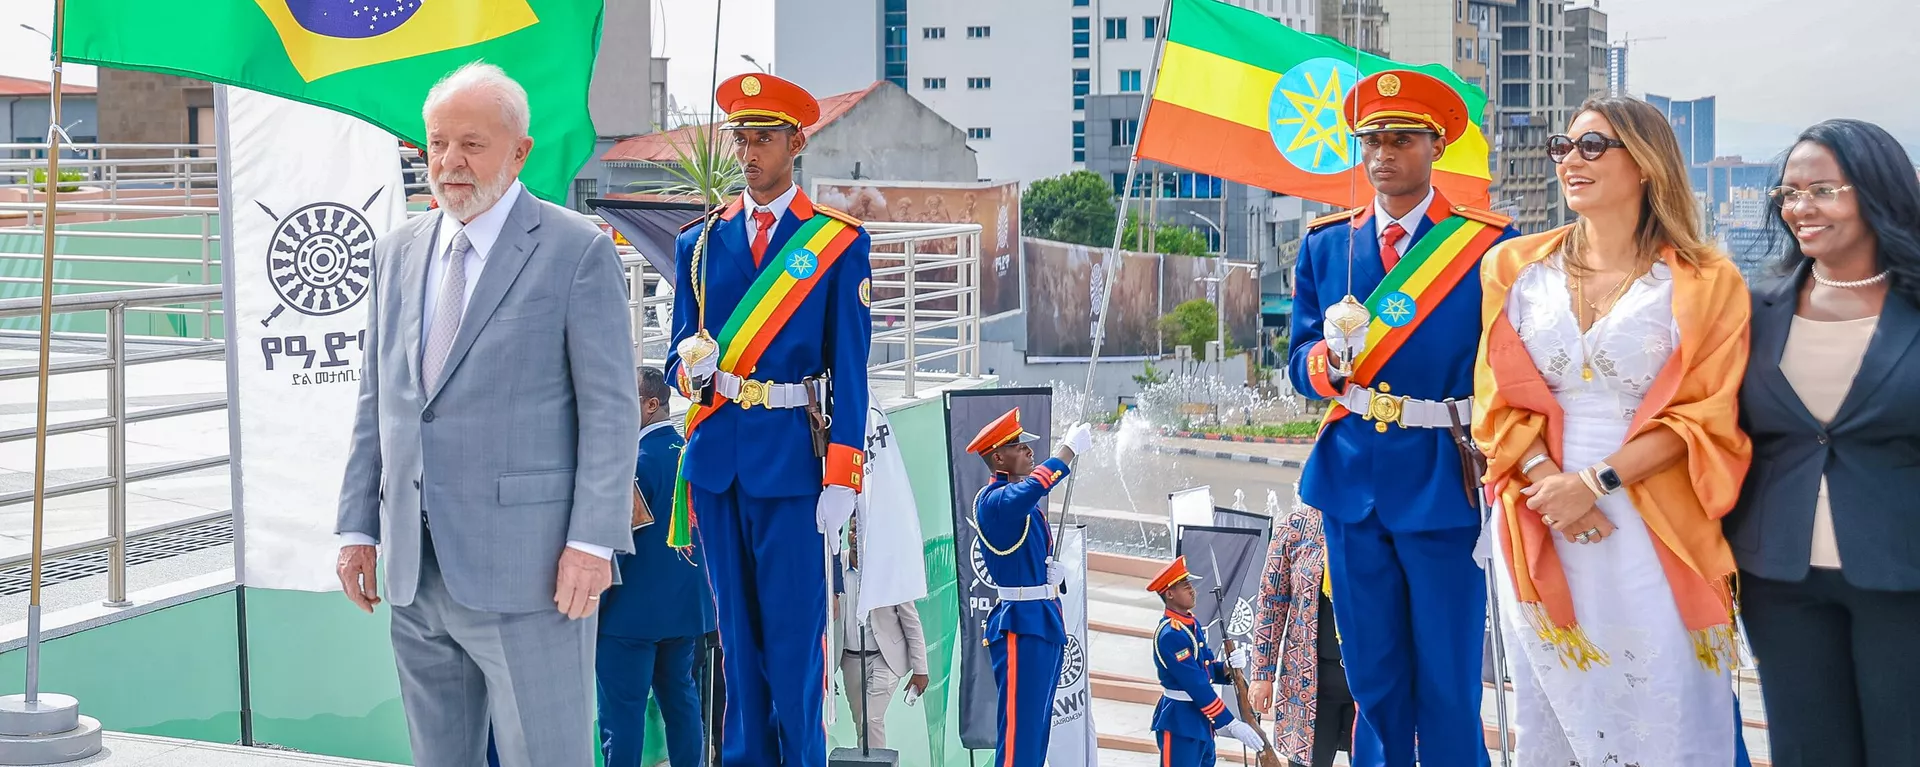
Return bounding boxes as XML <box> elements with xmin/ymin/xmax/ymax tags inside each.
<box><xmin>1570</xmin><ymin>265</ymin><xmax>1641</xmax><ymax>382</ymax></box>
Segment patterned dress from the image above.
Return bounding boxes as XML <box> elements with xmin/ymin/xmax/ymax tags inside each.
<box><xmin>1251</xmin><ymin>496</ymin><xmax>1331</xmax><ymax>764</ymax></box>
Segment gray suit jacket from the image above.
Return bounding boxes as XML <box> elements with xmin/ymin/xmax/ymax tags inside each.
<box><xmin>859</xmin><ymin>600</ymin><xmax>929</xmax><ymax>679</ymax></box>
<box><xmin>337</xmin><ymin>190</ymin><xmax>640</xmax><ymax>613</ymax></box>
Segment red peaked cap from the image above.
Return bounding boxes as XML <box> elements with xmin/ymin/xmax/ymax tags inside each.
<box><xmin>1343</xmin><ymin>69</ymin><xmax>1471</xmax><ymax>142</ymax></box>
<box><xmin>966</xmin><ymin>408</ymin><xmax>1040</xmax><ymax>456</ymax></box>
<box><xmin>1147</xmin><ymin>555</ymin><xmax>1201</xmax><ymax>593</ymax></box>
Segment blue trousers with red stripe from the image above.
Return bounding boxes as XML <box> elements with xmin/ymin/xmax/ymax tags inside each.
<box><xmin>692</xmin><ymin>485</ymin><xmax>828</xmax><ymax>767</ymax></box>
<box><xmin>1157</xmin><ymin>731</ymin><xmax>1216</xmax><ymax>766</ymax></box>
<box><xmin>988</xmin><ymin>632</ymin><xmax>1063</xmax><ymax>767</ymax></box>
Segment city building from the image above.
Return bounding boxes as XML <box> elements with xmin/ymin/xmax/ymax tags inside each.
<box><xmin>1493</xmin><ymin>0</ymin><xmax>1573</xmax><ymax>232</ymax></box>
<box><xmin>94</xmin><ymin>70</ymin><xmax>210</xmax><ymax>154</ymax></box>
<box><xmin>1606</xmin><ymin>43</ymin><xmax>1628</xmax><ymax>96</ymax></box>
<box><xmin>1083</xmin><ymin>93</ymin><xmax>1249</xmax><ymax>256</ymax></box>
<box><xmin>569</xmin><ymin>0</ymin><xmax>669</xmax><ymax>210</ymax></box>
<box><xmin>599</xmin><ymin>82</ymin><xmax>977</xmax><ymax>194</ymax></box>
<box><xmin>1</xmin><ymin>76</ymin><xmax>98</xmax><ymax>155</ymax></box>
<box><xmin>1565</xmin><ymin>6</ymin><xmax>1609</xmax><ymax>106</ymax></box>
<box><xmin>1319</xmin><ymin>0</ymin><xmax>1390</xmax><ymax>56</ymax></box>
<box><xmin>1697</xmin><ymin>155</ymin><xmax>1777</xmax><ymax>232</ymax></box>
<box><xmin>1645</xmin><ymin>93</ymin><xmax>1716</xmax><ymax>168</ymax></box>
<box><xmin>775</xmin><ymin>0</ymin><xmax>1309</xmax><ymax>186</ymax></box>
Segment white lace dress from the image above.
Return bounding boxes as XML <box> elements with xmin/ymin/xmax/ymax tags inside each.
<box><xmin>1491</xmin><ymin>256</ymin><xmax>1737</xmax><ymax>767</ymax></box>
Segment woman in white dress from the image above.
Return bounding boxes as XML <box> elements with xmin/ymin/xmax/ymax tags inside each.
<box><xmin>1473</xmin><ymin>96</ymin><xmax>1756</xmax><ymax>766</ymax></box>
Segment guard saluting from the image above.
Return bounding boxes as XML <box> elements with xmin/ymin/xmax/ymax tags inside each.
<box><xmin>966</xmin><ymin>409</ymin><xmax>1091</xmax><ymax>767</ymax></box>
<box><xmin>664</xmin><ymin>71</ymin><xmax>872</xmax><ymax>767</ymax></box>
<box><xmin>1149</xmin><ymin>556</ymin><xmax>1266</xmax><ymax>765</ymax></box>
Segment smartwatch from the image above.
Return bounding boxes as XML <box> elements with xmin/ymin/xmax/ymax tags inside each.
<box><xmin>1592</xmin><ymin>463</ymin><xmax>1623</xmax><ymax>495</ymax></box>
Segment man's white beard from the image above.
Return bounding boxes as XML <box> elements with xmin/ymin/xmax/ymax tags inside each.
<box><xmin>431</xmin><ymin>164</ymin><xmax>516</xmax><ymax>221</ymax></box>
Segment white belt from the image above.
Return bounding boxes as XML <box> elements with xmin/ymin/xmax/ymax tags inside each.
<box><xmin>1336</xmin><ymin>385</ymin><xmax>1472</xmax><ymax>430</ymax></box>
<box><xmin>996</xmin><ymin>585</ymin><xmax>1055</xmax><ymax>602</ymax></box>
<box><xmin>1161</xmin><ymin>688</ymin><xmax>1192</xmax><ymax>701</ymax></box>
<box><xmin>713</xmin><ymin>371</ymin><xmax>814</xmax><ymax>409</ymax></box>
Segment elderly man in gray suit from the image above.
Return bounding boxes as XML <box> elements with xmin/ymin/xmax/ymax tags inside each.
<box><xmin>333</xmin><ymin>61</ymin><xmax>639</xmax><ymax>767</ymax></box>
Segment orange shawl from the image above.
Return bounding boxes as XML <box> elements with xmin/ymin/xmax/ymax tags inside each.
<box><xmin>1471</xmin><ymin>225</ymin><xmax>1752</xmax><ymax>672</ymax></box>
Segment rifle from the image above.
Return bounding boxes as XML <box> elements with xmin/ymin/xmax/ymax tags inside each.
<box><xmin>1212</xmin><ymin>585</ymin><xmax>1284</xmax><ymax>767</ymax></box>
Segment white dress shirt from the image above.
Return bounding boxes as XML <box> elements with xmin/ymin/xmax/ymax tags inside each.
<box><xmin>1373</xmin><ymin>186</ymin><xmax>1436</xmax><ymax>251</ymax></box>
<box><xmin>742</xmin><ymin>184</ymin><xmax>800</xmax><ymax>246</ymax></box>
<box><xmin>339</xmin><ymin>180</ymin><xmax>612</xmax><ymax>561</ymax></box>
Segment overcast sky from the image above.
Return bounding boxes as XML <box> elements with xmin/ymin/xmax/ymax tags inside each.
<box><xmin>4</xmin><ymin>0</ymin><xmax>1912</xmax><ymax>162</ymax></box>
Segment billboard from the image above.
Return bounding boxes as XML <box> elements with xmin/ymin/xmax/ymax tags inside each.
<box><xmin>1023</xmin><ymin>238</ymin><xmax>1161</xmax><ymax>361</ymax></box>
<box><xmin>1161</xmin><ymin>254</ymin><xmax>1261</xmax><ymax>350</ymax></box>
<box><xmin>812</xmin><ymin>179</ymin><xmax>1024</xmax><ymax>318</ymax></box>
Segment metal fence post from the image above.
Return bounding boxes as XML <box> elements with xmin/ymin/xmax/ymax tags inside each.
<box><xmin>902</xmin><ymin>240</ymin><xmax>917</xmax><ymax>399</ymax></box>
<box><xmin>200</xmin><ymin>213</ymin><xmax>213</xmax><ymax>340</ymax></box>
<box><xmin>104</xmin><ymin>304</ymin><xmax>129</xmax><ymax>607</ymax></box>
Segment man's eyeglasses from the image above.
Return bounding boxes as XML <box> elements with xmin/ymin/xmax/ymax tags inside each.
<box><xmin>1768</xmin><ymin>184</ymin><xmax>1853</xmax><ymax>207</ymax></box>
<box><xmin>1547</xmin><ymin>132</ymin><xmax>1629</xmax><ymax>164</ymax></box>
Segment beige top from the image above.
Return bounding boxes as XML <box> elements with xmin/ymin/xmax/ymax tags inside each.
<box><xmin>1779</xmin><ymin>314</ymin><xmax>1880</xmax><ymax>569</ymax></box>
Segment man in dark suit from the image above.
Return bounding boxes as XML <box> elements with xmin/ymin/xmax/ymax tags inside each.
<box><xmin>595</xmin><ymin>367</ymin><xmax>716</xmax><ymax>767</ymax></box>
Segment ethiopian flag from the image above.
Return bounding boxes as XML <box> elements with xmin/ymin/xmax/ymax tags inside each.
<box><xmin>1140</xmin><ymin>0</ymin><xmax>1493</xmax><ymax>208</ymax></box>
<box><xmin>62</xmin><ymin>0</ymin><xmax>603</xmax><ymax>203</ymax></box>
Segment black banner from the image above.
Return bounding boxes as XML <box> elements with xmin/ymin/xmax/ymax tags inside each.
<box><xmin>945</xmin><ymin>387</ymin><xmax>1054</xmax><ymax>750</ymax></box>
<box><xmin>586</xmin><ymin>198</ymin><xmax>706</xmax><ymax>282</ymax></box>
<box><xmin>1213</xmin><ymin>507</ymin><xmax>1272</xmax><ymax>533</ymax></box>
<box><xmin>1177</xmin><ymin>525</ymin><xmax>1268</xmax><ymax>723</ymax></box>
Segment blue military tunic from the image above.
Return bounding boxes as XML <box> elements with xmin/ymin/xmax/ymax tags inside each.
<box><xmin>1153</xmin><ymin>609</ymin><xmax>1236</xmax><ymax>766</ymax></box>
<box><xmin>1286</xmin><ymin>188</ymin><xmax>1518</xmax><ymax>767</ymax></box>
<box><xmin>974</xmin><ymin>456</ymin><xmax>1071</xmax><ymax>767</ymax></box>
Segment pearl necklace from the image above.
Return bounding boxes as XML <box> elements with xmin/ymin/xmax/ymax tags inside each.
<box><xmin>1811</xmin><ymin>264</ymin><xmax>1890</xmax><ymax>290</ymax></box>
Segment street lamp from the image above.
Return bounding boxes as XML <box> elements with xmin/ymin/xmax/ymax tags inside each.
<box><xmin>741</xmin><ymin>54</ymin><xmax>771</xmax><ymax>74</ymax></box>
<box><xmin>1187</xmin><ymin>210</ymin><xmax>1225</xmax><ymax>253</ymax></box>
<box><xmin>20</xmin><ymin>24</ymin><xmax>50</xmax><ymax>42</ymax></box>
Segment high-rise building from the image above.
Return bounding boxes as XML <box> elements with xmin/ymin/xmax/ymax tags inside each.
<box><xmin>1492</xmin><ymin>0</ymin><xmax>1572</xmax><ymax>233</ymax></box>
<box><xmin>1606</xmin><ymin>44</ymin><xmax>1628</xmax><ymax>96</ymax></box>
<box><xmin>774</xmin><ymin>0</ymin><xmax>1311</xmax><ymax>186</ymax></box>
<box><xmin>1646</xmin><ymin>94</ymin><xmax>1716</xmax><ymax>168</ymax></box>
<box><xmin>1565</xmin><ymin>6</ymin><xmax>1609</xmax><ymax>107</ymax></box>
<box><xmin>1319</xmin><ymin>0</ymin><xmax>1391</xmax><ymax>56</ymax></box>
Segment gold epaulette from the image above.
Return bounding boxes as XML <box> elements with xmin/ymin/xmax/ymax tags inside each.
<box><xmin>815</xmin><ymin>203</ymin><xmax>863</xmax><ymax>228</ymax></box>
<box><xmin>1307</xmin><ymin>206</ymin><xmax>1365</xmax><ymax>230</ymax></box>
<box><xmin>1447</xmin><ymin>204</ymin><xmax>1513</xmax><ymax>229</ymax></box>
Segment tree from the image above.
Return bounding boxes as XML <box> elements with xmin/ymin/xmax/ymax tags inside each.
<box><xmin>1159</xmin><ymin>298</ymin><xmax>1237</xmax><ymax>355</ymax></box>
<box><xmin>1122</xmin><ymin>212</ymin><xmax>1211</xmax><ymax>256</ymax></box>
<box><xmin>1022</xmin><ymin>170</ymin><xmax>1117</xmax><ymax>247</ymax></box>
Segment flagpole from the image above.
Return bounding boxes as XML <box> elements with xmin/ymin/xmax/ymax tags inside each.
<box><xmin>0</xmin><ymin>0</ymin><xmax>103</xmax><ymax>758</ymax></box>
<box><xmin>1054</xmin><ymin>0</ymin><xmax>1175</xmax><ymax>548</ymax></box>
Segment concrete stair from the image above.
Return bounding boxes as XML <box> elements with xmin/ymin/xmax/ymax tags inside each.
<box><xmin>1082</xmin><ymin>552</ymin><xmax>1773</xmax><ymax>766</ymax></box>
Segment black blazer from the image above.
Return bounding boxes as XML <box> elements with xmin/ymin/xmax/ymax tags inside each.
<box><xmin>1728</xmin><ymin>262</ymin><xmax>1920</xmax><ymax>589</ymax></box>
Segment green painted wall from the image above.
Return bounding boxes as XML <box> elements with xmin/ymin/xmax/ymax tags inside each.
<box><xmin>0</xmin><ymin>214</ymin><xmax>224</xmax><ymax>338</ymax></box>
<box><xmin>0</xmin><ymin>592</ymin><xmax>242</xmax><ymax>744</ymax></box>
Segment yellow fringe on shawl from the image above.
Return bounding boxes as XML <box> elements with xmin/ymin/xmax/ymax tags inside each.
<box><xmin>1691</xmin><ymin>623</ymin><xmax>1740</xmax><ymax>675</ymax></box>
<box><xmin>1519</xmin><ymin>601</ymin><xmax>1610</xmax><ymax>671</ymax></box>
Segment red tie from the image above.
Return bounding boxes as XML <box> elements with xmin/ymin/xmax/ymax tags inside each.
<box><xmin>751</xmin><ymin>210</ymin><xmax>776</xmax><ymax>267</ymax></box>
<box><xmin>1380</xmin><ymin>222</ymin><xmax>1407</xmax><ymax>271</ymax></box>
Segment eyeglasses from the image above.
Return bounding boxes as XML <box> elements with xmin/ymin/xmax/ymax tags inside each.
<box><xmin>1547</xmin><ymin>132</ymin><xmax>1628</xmax><ymax>164</ymax></box>
<box><xmin>1768</xmin><ymin>184</ymin><xmax>1853</xmax><ymax>207</ymax></box>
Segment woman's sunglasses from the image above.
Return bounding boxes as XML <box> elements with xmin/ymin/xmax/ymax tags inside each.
<box><xmin>1547</xmin><ymin>132</ymin><xmax>1628</xmax><ymax>164</ymax></box>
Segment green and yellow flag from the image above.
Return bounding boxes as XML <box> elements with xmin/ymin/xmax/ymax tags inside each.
<box><xmin>63</xmin><ymin>0</ymin><xmax>603</xmax><ymax>203</ymax></box>
<box><xmin>1139</xmin><ymin>0</ymin><xmax>1493</xmax><ymax>208</ymax></box>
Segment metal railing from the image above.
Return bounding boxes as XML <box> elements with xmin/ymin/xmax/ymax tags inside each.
<box><xmin>0</xmin><ymin>143</ymin><xmax>431</xmax><ymax>215</ymax></box>
<box><xmin>1</xmin><ymin>216</ymin><xmax>982</xmax><ymax>607</ymax></box>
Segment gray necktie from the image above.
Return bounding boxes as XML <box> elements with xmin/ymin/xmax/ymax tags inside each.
<box><xmin>422</xmin><ymin>230</ymin><xmax>472</xmax><ymax>389</ymax></box>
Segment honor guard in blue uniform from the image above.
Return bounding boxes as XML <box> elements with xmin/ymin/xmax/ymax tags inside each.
<box><xmin>664</xmin><ymin>72</ymin><xmax>873</xmax><ymax>767</ymax></box>
<box><xmin>594</xmin><ymin>368</ymin><xmax>717</xmax><ymax>767</ymax></box>
<box><xmin>1149</xmin><ymin>557</ymin><xmax>1267</xmax><ymax>766</ymax></box>
<box><xmin>1287</xmin><ymin>70</ymin><xmax>1520</xmax><ymax>767</ymax></box>
<box><xmin>966</xmin><ymin>409</ymin><xmax>1091</xmax><ymax>767</ymax></box>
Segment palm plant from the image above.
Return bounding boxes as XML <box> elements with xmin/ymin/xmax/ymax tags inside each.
<box><xmin>626</xmin><ymin>124</ymin><xmax>744</xmax><ymax>206</ymax></box>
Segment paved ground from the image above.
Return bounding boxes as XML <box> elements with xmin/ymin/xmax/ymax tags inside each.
<box><xmin>67</xmin><ymin>732</ymin><xmax>398</xmax><ymax>766</ymax></box>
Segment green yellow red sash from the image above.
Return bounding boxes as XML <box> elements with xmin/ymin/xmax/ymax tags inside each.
<box><xmin>667</xmin><ymin>214</ymin><xmax>859</xmax><ymax>547</ymax></box>
<box><xmin>1323</xmin><ymin>215</ymin><xmax>1500</xmax><ymax>427</ymax></box>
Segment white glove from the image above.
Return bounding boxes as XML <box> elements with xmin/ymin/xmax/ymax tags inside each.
<box><xmin>817</xmin><ymin>486</ymin><xmax>856</xmax><ymax>555</ymax></box>
<box><xmin>1059</xmin><ymin>422</ymin><xmax>1093</xmax><ymax>458</ymax></box>
<box><xmin>1221</xmin><ymin>719</ymin><xmax>1265</xmax><ymax>751</ymax></box>
<box><xmin>1226</xmin><ymin>645</ymin><xmax>1252</xmax><ymax>671</ymax></box>
<box><xmin>1322</xmin><ymin>318</ymin><xmax>1368</xmax><ymax>366</ymax></box>
<box><xmin>1046</xmin><ymin>558</ymin><xmax>1067</xmax><ymax>590</ymax></box>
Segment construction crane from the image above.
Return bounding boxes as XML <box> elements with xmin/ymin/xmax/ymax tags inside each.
<box><xmin>1607</xmin><ymin>33</ymin><xmax>1667</xmax><ymax>96</ymax></box>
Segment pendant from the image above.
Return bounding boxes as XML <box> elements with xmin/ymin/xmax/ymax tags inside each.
<box><xmin>1582</xmin><ymin>365</ymin><xmax>1594</xmax><ymax>382</ymax></box>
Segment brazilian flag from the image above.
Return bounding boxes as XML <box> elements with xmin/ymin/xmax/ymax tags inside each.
<box><xmin>63</xmin><ymin>0</ymin><xmax>603</xmax><ymax>203</ymax></box>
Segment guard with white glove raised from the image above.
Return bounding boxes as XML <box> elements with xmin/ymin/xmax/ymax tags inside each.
<box><xmin>816</xmin><ymin>485</ymin><xmax>856</xmax><ymax>556</ymax></box>
<box><xmin>1058</xmin><ymin>421</ymin><xmax>1093</xmax><ymax>461</ymax></box>
<box><xmin>1148</xmin><ymin>556</ymin><xmax>1262</xmax><ymax>765</ymax></box>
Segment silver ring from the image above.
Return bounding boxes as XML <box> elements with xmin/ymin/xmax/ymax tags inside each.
<box><xmin>587</xmin><ymin>595</ymin><xmax>600</xmax><ymax>601</ymax></box>
<box><xmin>1574</xmin><ymin>532</ymin><xmax>1591</xmax><ymax>543</ymax></box>
<box><xmin>1542</xmin><ymin>516</ymin><xmax>1556</xmax><ymax>526</ymax></box>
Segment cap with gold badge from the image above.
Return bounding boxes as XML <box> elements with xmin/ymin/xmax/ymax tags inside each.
<box><xmin>715</xmin><ymin>72</ymin><xmax>821</xmax><ymax>131</ymax></box>
<box><xmin>1146</xmin><ymin>555</ymin><xmax>1202</xmax><ymax>593</ymax></box>
<box><xmin>965</xmin><ymin>408</ymin><xmax>1041</xmax><ymax>457</ymax></box>
<box><xmin>1343</xmin><ymin>69</ymin><xmax>1471</xmax><ymax>142</ymax></box>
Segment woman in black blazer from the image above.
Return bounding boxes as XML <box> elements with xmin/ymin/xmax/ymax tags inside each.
<box><xmin>1729</xmin><ymin>119</ymin><xmax>1920</xmax><ymax>767</ymax></box>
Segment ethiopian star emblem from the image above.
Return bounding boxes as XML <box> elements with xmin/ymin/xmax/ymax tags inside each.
<box><xmin>1267</xmin><ymin>58</ymin><xmax>1362</xmax><ymax>175</ymax></box>
<box><xmin>1378</xmin><ymin>291</ymin><xmax>1416</xmax><ymax>327</ymax></box>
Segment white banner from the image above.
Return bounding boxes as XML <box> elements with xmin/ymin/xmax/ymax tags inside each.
<box><xmin>220</xmin><ymin>86</ymin><xmax>407</xmax><ymax>591</ymax></box>
<box><xmin>853</xmin><ymin>398</ymin><xmax>929</xmax><ymax>619</ymax></box>
<box><xmin>1049</xmin><ymin>526</ymin><xmax>1099</xmax><ymax>766</ymax></box>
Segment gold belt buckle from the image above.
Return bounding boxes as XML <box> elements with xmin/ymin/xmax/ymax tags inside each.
<box><xmin>735</xmin><ymin>379</ymin><xmax>769</xmax><ymax>409</ymax></box>
<box><xmin>1363</xmin><ymin>386</ymin><xmax>1405</xmax><ymax>433</ymax></box>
